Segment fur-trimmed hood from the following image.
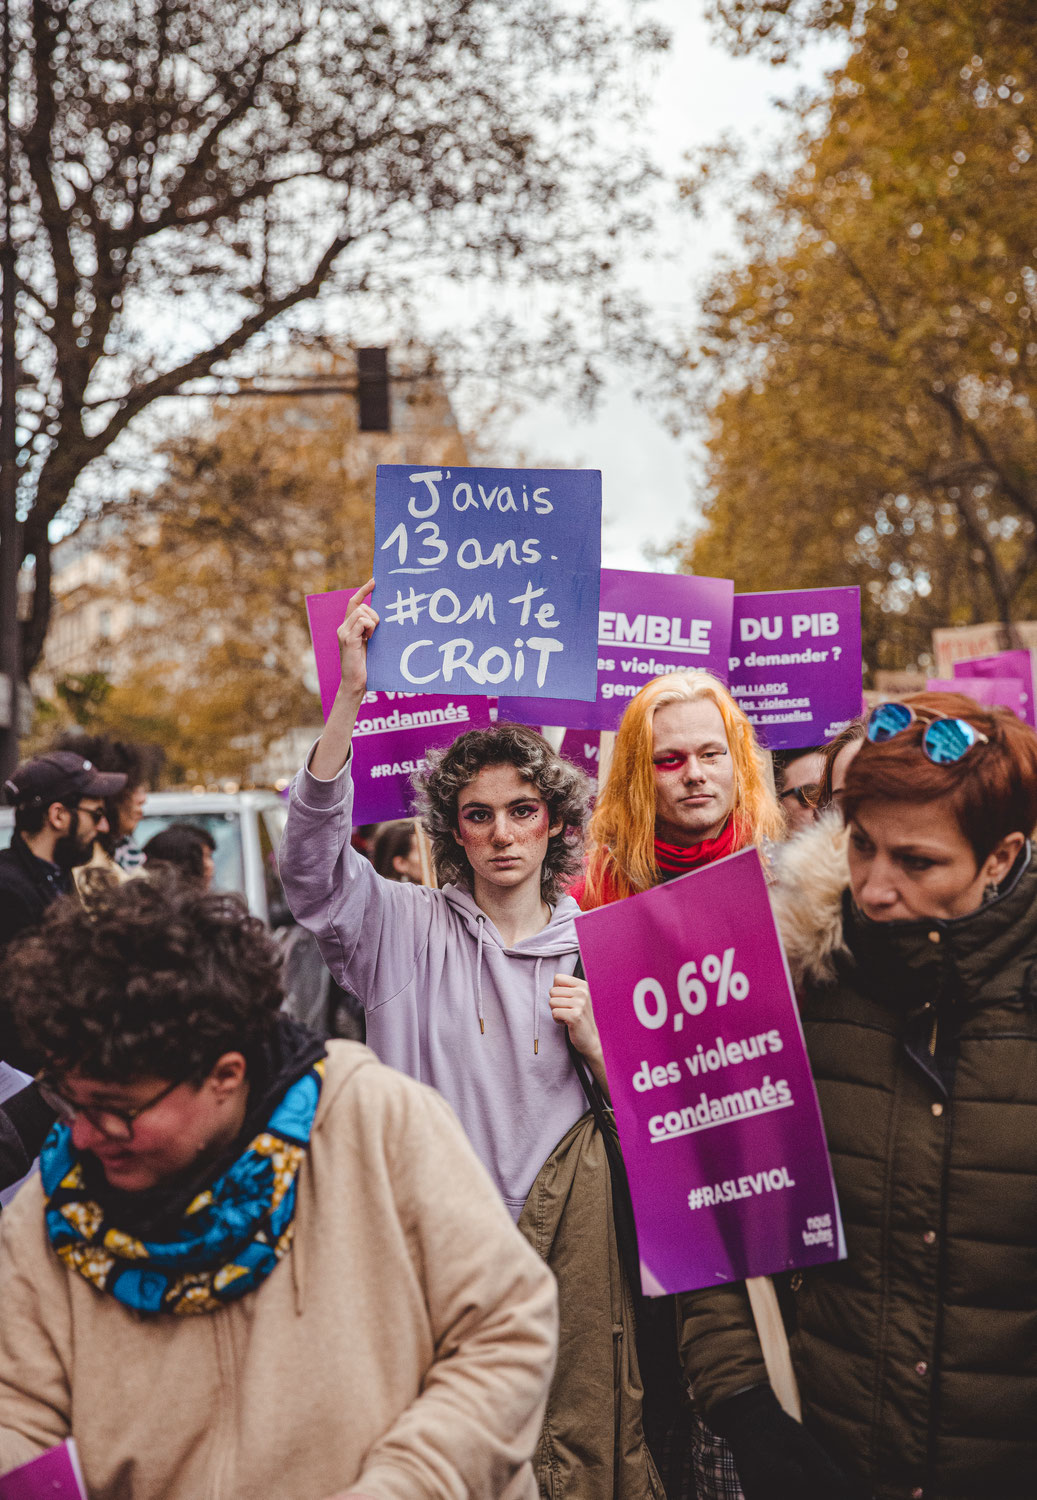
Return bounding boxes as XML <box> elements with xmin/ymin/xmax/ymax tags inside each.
<box><xmin>771</xmin><ymin>815</ymin><xmax>1037</xmax><ymax>1002</ymax></box>
<box><xmin>770</xmin><ymin>813</ymin><xmax>851</xmax><ymax>990</ymax></box>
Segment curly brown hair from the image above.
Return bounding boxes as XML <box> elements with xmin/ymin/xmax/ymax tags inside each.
<box><xmin>412</xmin><ymin>723</ymin><xmax>590</xmax><ymax>901</ymax></box>
<box><xmin>2</xmin><ymin>877</ymin><xmax>283</xmax><ymax>1083</ymax></box>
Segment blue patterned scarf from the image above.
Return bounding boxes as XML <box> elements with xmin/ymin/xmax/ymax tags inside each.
<box><xmin>39</xmin><ymin>1057</ymin><xmax>325</xmax><ymax>1316</ymax></box>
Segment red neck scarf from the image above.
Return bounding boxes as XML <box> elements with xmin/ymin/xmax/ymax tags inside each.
<box><xmin>654</xmin><ymin>817</ymin><xmax>737</xmax><ymax>877</ymax></box>
<box><xmin>573</xmin><ymin>818</ymin><xmax>742</xmax><ymax>910</ymax></box>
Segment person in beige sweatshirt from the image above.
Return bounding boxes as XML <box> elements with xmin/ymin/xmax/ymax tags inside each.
<box><xmin>0</xmin><ymin>877</ymin><xmax>558</xmax><ymax>1500</ymax></box>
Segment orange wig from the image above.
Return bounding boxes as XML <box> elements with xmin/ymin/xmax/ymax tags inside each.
<box><xmin>583</xmin><ymin>669</ymin><xmax>784</xmax><ymax>908</ymax></box>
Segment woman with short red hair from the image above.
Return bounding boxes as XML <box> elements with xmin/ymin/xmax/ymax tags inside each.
<box><xmin>678</xmin><ymin>692</ymin><xmax>1037</xmax><ymax>1500</ymax></box>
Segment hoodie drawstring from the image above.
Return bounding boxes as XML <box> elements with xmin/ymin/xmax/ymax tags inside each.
<box><xmin>474</xmin><ymin>919</ymin><xmax>547</xmax><ymax>1057</ymax></box>
<box><xmin>476</xmin><ymin>916</ymin><xmax>486</xmax><ymax>1035</ymax></box>
<box><xmin>533</xmin><ymin>957</ymin><xmax>543</xmax><ymax>1056</ymax></box>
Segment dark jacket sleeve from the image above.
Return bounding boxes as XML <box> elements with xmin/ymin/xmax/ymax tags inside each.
<box><xmin>0</xmin><ymin>1086</ymin><xmax>54</xmax><ymax>1194</ymax></box>
<box><xmin>0</xmin><ymin>1001</ymin><xmax>39</xmax><ymax>1076</ymax></box>
<box><xmin>0</xmin><ymin>888</ymin><xmax>35</xmax><ymax>954</ymax></box>
<box><xmin>676</xmin><ymin>1282</ymin><xmax>770</xmax><ymax>1413</ymax></box>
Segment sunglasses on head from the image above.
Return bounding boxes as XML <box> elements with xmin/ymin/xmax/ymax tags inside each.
<box><xmin>866</xmin><ymin>702</ymin><xmax>989</xmax><ymax>765</ymax></box>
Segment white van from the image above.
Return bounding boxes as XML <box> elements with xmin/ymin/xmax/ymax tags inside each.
<box><xmin>0</xmin><ymin>791</ymin><xmax>359</xmax><ymax>1039</ymax></box>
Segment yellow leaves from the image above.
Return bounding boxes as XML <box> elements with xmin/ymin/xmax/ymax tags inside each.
<box><xmin>674</xmin><ymin>2</ymin><xmax>1037</xmax><ymax>671</ymax></box>
<box><xmin>57</xmin><ymin>353</ymin><xmax>469</xmax><ymax>781</ymax></box>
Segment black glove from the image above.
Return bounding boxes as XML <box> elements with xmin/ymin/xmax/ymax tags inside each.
<box><xmin>707</xmin><ymin>1385</ymin><xmax>869</xmax><ymax>1500</ymax></box>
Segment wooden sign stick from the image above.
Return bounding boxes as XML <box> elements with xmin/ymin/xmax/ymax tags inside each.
<box><xmin>597</xmin><ymin>730</ymin><xmax>616</xmax><ymax>789</ymax></box>
<box><xmin>746</xmin><ymin>1275</ymin><xmax>802</xmax><ymax>1422</ymax></box>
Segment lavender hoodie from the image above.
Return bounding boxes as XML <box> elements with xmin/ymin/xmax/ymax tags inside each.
<box><xmin>279</xmin><ymin>755</ymin><xmax>588</xmax><ymax>1219</ymax></box>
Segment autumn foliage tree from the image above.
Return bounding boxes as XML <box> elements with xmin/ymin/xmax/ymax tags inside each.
<box><xmin>674</xmin><ymin>0</ymin><xmax>1037</xmax><ymax>670</ymax></box>
<box><xmin>56</xmin><ymin>348</ymin><xmax>467</xmax><ymax>782</ymax></box>
<box><xmin>5</xmin><ymin>0</ymin><xmax>665</xmax><ymax>679</ymax></box>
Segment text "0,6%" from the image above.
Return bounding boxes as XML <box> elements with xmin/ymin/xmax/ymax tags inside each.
<box><xmin>633</xmin><ymin>948</ymin><xmax>749</xmax><ymax>1033</ymax></box>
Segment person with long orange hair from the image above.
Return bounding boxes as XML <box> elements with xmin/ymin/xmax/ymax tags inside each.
<box><xmin>575</xmin><ymin>669</ymin><xmax>784</xmax><ymax>910</ymax></box>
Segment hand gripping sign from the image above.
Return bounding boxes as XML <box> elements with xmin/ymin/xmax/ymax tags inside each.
<box><xmin>729</xmin><ymin>586</ymin><xmax>862</xmax><ymax>750</ymax></box>
<box><xmin>576</xmin><ymin>848</ymin><xmax>844</xmax><ymax>1296</ymax></box>
<box><xmin>306</xmin><ymin>589</ymin><xmax>492</xmax><ymax>825</ymax></box>
<box><xmin>367</xmin><ymin>464</ymin><xmax>601</xmax><ymax>701</ymax></box>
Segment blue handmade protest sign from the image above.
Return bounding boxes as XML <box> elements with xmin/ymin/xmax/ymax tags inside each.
<box><xmin>306</xmin><ymin>588</ymin><xmax>493</xmax><ymax>825</ymax></box>
<box><xmin>366</xmin><ymin>465</ymin><xmax>601</xmax><ymax>700</ymax></box>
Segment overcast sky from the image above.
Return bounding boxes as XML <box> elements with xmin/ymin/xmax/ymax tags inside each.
<box><xmin>501</xmin><ymin>2</ymin><xmax>844</xmax><ymax>573</ymax></box>
<box><xmin>72</xmin><ymin>1</ymin><xmax>843</xmax><ymax>564</ymax></box>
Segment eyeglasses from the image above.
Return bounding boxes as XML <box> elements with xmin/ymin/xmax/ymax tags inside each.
<box><xmin>68</xmin><ymin>803</ymin><xmax>106</xmax><ymax>825</ymax></box>
<box><xmin>36</xmin><ymin>1074</ymin><xmax>183</xmax><ymax>1141</ymax></box>
<box><xmin>866</xmin><ymin>702</ymin><xmax>989</xmax><ymax>765</ymax></box>
<box><xmin>778</xmin><ymin>783</ymin><xmax>819</xmax><ymax>809</ymax></box>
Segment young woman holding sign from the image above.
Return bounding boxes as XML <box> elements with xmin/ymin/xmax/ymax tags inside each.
<box><xmin>678</xmin><ymin>692</ymin><xmax>1037</xmax><ymax>1500</ymax></box>
<box><xmin>279</xmin><ymin>581</ymin><xmax>665</xmax><ymax>1500</ymax></box>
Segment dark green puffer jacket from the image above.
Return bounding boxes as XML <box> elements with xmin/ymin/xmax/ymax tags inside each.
<box><xmin>677</xmin><ymin>818</ymin><xmax>1037</xmax><ymax>1500</ymax></box>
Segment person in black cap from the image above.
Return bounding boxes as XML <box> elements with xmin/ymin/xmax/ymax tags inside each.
<box><xmin>0</xmin><ymin>752</ymin><xmax>127</xmax><ymax>951</ymax></box>
<box><xmin>1</xmin><ymin>752</ymin><xmax>125</xmax><ymax>1050</ymax></box>
<box><xmin>0</xmin><ymin>753</ymin><xmax>127</xmax><ymax>1192</ymax></box>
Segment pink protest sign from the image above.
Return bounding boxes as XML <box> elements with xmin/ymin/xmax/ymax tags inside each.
<box><xmin>306</xmin><ymin>589</ymin><xmax>492</xmax><ymax>824</ymax></box>
<box><xmin>576</xmin><ymin>848</ymin><xmax>843</xmax><ymax>1296</ymax></box>
<box><xmin>0</xmin><ymin>1440</ymin><xmax>87</xmax><ymax>1499</ymax></box>
<box><xmin>498</xmin><ymin>568</ymin><xmax>734</xmax><ymax>732</ymax></box>
<box><xmin>951</xmin><ymin>650</ymin><xmax>1036</xmax><ymax>727</ymax></box>
<box><xmin>927</xmin><ymin>676</ymin><xmax>1028</xmax><ymax>720</ymax></box>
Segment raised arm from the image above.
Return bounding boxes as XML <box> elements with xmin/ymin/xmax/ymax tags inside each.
<box><xmin>309</xmin><ymin>580</ymin><xmax>378</xmax><ymax>782</ymax></box>
<box><xmin>278</xmin><ymin>582</ymin><xmax>435</xmax><ymax>1006</ymax></box>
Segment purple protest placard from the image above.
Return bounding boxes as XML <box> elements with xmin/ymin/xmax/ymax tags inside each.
<box><xmin>952</xmin><ymin>650</ymin><xmax>1036</xmax><ymax>727</ymax></box>
<box><xmin>928</xmin><ymin>676</ymin><xmax>1028</xmax><ymax>720</ymax></box>
<box><xmin>0</xmin><ymin>1440</ymin><xmax>87</xmax><ymax>1499</ymax></box>
<box><xmin>306</xmin><ymin>589</ymin><xmax>492</xmax><ymax>824</ymax></box>
<box><xmin>558</xmin><ymin>728</ymin><xmax>602</xmax><ymax>788</ymax></box>
<box><xmin>729</xmin><ymin>586</ymin><xmax>862</xmax><ymax>750</ymax></box>
<box><xmin>576</xmin><ymin>848</ymin><xmax>843</xmax><ymax>1296</ymax></box>
<box><xmin>498</xmin><ymin>568</ymin><xmax>734</xmax><ymax>731</ymax></box>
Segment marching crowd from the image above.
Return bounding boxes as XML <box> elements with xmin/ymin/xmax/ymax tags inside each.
<box><xmin>0</xmin><ymin>579</ymin><xmax>1034</xmax><ymax>1500</ymax></box>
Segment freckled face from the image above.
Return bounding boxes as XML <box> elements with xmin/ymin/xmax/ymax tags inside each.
<box><xmin>455</xmin><ymin>764</ymin><xmax>561</xmax><ymax>899</ymax></box>
<box><xmin>651</xmin><ymin>699</ymin><xmax>736</xmax><ymax>845</ymax></box>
